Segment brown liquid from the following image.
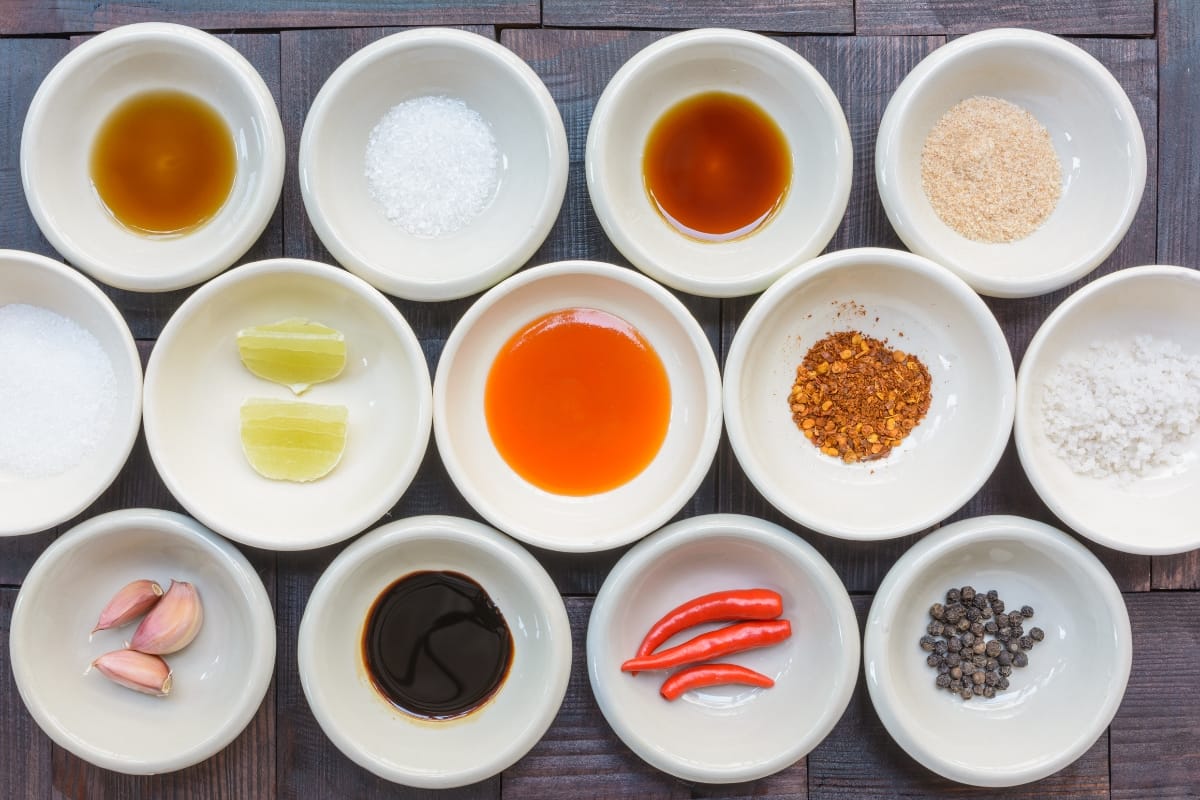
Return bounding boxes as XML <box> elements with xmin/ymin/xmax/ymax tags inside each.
<box><xmin>90</xmin><ymin>90</ymin><xmax>236</xmax><ymax>235</ymax></box>
<box><xmin>362</xmin><ymin>571</ymin><xmax>513</xmax><ymax>720</ymax></box>
<box><xmin>643</xmin><ymin>91</ymin><xmax>791</xmax><ymax>241</ymax></box>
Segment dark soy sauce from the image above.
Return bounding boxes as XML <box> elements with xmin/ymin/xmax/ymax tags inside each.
<box><xmin>363</xmin><ymin>571</ymin><xmax>513</xmax><ymax>719</ymax></box>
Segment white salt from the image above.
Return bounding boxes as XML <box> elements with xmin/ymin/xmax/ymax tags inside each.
<box><xmin>364</xmin><ymin>95</ymin><xmax>501</xmax><ymax>237</ymax></box>
<box><xmin>0</xmin><ymin>304</ymin><xmax>118</xmax><ymax>477</ymax></box>
<box><xmin>1041</xmin><ymin>335</ymin><xmax>1200</xmax><ymax>481</ymax></box>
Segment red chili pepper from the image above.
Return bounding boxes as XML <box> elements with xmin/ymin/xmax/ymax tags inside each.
<box><xmin>659</xmin><ymin>663</ymin><xmax>775</xmax><ymax>700</ymax></box>
<box><xmin>635</xmin><ymin>588</ymin><xmax>783</xmax><ymax>659</ymax></box>
<box><xmin>620</xmin><ymin>619</ymin><xmax>792</xmax><ymax>672</ymax></box>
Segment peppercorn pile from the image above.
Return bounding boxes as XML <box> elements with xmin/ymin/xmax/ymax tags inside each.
<box><xmin>920</xmin><ymin>585</ymin><xmax>1044</xmax><ymax>700</ymax></box>
<box><xmin>790</xmin><ymin>330</ymin><xmax>932</xmax><ymax>463</ymax></box>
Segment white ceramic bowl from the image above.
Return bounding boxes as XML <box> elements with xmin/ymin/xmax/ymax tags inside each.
<box><xmin>1016</xmin><ymin>265</ymin><xmax>1200</xmax><ymax>554</ymax></box>
<box><xmin>587</xmin><ymin>513</ymin><xmax>859</xmax><ymax>783</ymax></box>
<box><xmin>0</xmin><ymin>250</ymin><xmax>142</xmax><ymax>536</ymax></box>
<box><xmin>299</xmin><ymin>28</ymin><xmax>568</xmax><ymax>302</ymax></box>
<box><xmin>434</xmin><ymin>260</ymin><xmax>722</xmax><ymax>552</ymax></box>
<box><xmin>21</xmin><ymin>22</ymin><xmax>285</xmax><ymax>292</ymax></box>
<box><xmin>298</xmin><ymin>515</ymin><xmax>571</xmax><ymax>788</ymax></box>
<box><xmin>586</xmin><ymin>28</ymin><xmax>852</xmax><ymax>298</ymax></box>
<box><xmin>144</xmin><ymin>258</ymin><xmax>432</xmax><ymax>550</ymax></box>
<box><xmin>724</xmin><ymin>248</ymin><xmax>1015</xmax><ymax>540</ymax></box>
<box><xmin>864</xmin><ymin>515</ymin><xmax>1132</xmax><ymax>786</ymax></box>
<box><xmin>876</xmin><ymin>28</ymin><xmax>1146</xmax><ymax>298</ymax></box>
<box><xmin>9</xmin><ymin>509</ymin><xmax>276</xmax><ymax>774</ymax></box>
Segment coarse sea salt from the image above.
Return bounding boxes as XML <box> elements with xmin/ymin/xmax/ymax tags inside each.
<box><xmin>0</xmin><ymin>304</ymin><xmax>118</xmax><ymax>478</ymax></box>
<box><xmin>1041</xmin><ymin>335</ymin><xmax>1200</xmax><ymax>481</ymax></box>
<box><xmin>364</xmin><ymin>95</ymin><xmax>501</xmax><ymax>237</ymax></box>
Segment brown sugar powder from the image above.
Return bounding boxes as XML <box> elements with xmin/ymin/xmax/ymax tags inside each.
<box><xmin>920</xmin><ymin>96</ymin><xmax>1062</xmax><ymax>243</ymax></box>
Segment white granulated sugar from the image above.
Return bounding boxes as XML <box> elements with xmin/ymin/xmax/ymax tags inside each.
<box><xmin>0</xmin><ymin>304</ymin><xmax>118</xmax><ymax>478</ymax></box>
<box><xmin>364</xmin><ymin>95</ymin><xmax>501</xmax><ymax>237</ymax></box>
<box><xmin>1041</xmin><ymin>335</ymin><xmax>1200</xmax><ymax>481</ymax></box>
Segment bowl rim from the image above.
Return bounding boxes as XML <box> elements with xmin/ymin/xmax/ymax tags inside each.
<box><xmin>1014</xmin><ymin>264</ymin><xmax>1200</xmax><ymax>555</ymax></box>
<box><xmin>298</xmin><ymin>26</ymin><xmax>570</xmax><ymax>302</ymax></box>
<box><xmin>8</xmin><ymin>508</ymin><xmax>277</xmax><ymax>775</ymax></box>
<box><xmin>142</xmin><ymin>257</ymin><xmax>433</xmax><ymax>551</ymax></box>
<box><xmin>875</xmin><ymin>27</ymin><xmax>1148</xmax><ymax>299</ymax></box>
<box><xmin>0</xmin><ymin>249</ymin><xmax>143</xmax><ymax>537</ymax></box>
<box><xmin>19</xmin><ymin>21</ymin><xmax>286</xmax><ymax>293</ymax></box>
<box><xmin>723</xmin><ymin>246</ymin><xmax>1016</xmax><ymax>540</ymax></box>
<box><xmin>863</xmin><ymin>514</ymin><xmax>1133</xmax><ymax>787</ymax></box>
<box><xmin>296</xmin><ymin>513</ymin><xmax>572</xmax><ymax>789</ymax></box>
<box><xmin>585</xmin><ymin>27</ymin><xmax>853</xmax><ymax>298</ymax></box>
<box><xmin>586</xmin><ymin>512</ymin><xmax>860</xmax><ymax>784</ymax></box>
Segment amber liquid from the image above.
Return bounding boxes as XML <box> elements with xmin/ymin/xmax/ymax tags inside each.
<box><xmin>643</xmin><ymin>91</ymin><xmax>791</xmax><ymax>241</ymax></box>
<box><xmin>90</xmin><ymin>90</ymin><xmax>236</xmax><ymax>235</ymax></box>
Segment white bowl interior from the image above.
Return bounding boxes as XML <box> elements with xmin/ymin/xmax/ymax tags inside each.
<box><xmin>727</xmin><ymin>252</ymin><xmax>1013</xmax><ymax>538</ymax></box>
<box><xmin>144</xmin><ymin>260</ymin><xmax>431</xmax><ymax>550</ymax></box>
<box><xmin>588</xmin><ymin>31</ymin><xmax>851</xmax><ymax>296</ymax></box>
<box><xmin>298</xmin><ymin>517</ymin><xmax>570</xmax><ymax>788</ymax></box>
<box><xmin>1017</xmin><ymin>268</ymin><xmax>1200</xmax><ymax>553</ymax></box>
<box><xmin>436</xmin><ymin>264</ymin><xmax>721</xmax><ymax>551</ymax></box>
<box><xmin>0</xmin><ymin>252</ymin><xmax>141</xmax><ymax>536</ymax></box>
<box><xmin>587</xmin><ymin>514</ymin><xmax>858</xmax><ymax>783</ymax></box>
<box><xmin>301</xmin><ymin>30</ymin><xmax>565</xmax><ymax>300</ymax></box>
<box><xmin>9</xmin><ymin>510</ymin><xmax>275</xmax><ymax>774</ymax></box>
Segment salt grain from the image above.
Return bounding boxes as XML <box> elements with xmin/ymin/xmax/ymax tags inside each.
<box><xmin>364</xmin><ymin>95</ymin><xmax>501</xmax><ymax>237</ymax></box>
<box><xmin>0</xmin><ymin>304</ymin><xmax>118</xmax><ymax>477</ymax></box>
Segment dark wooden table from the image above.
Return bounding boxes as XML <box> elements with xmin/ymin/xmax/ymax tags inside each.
<box><xmin>2</xmin><ymin>1</ymin><xmax>1198</xmax><ymax>798</ymax></box>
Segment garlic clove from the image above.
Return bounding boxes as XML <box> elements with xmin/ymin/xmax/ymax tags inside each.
<box><xmin>93</xmin><ymin>579</ymin><xmax>164</xmax><ymax>634</ymax></box>
<box><xmin>92</xmin><ymin>649</ymin><xmax>172</xmax><ymax>696</ymax></box>
<box><xmin>129</xmin><ymin>579</ymin><xmax>203</xmax><ymax>655</ymax></box>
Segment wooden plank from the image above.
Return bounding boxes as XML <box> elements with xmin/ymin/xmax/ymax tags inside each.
<box><xmin>1153</xmin><ymin>551</ymin><xmax>1200</xmax><ymax>590</ymax></box>
<box><xmin>0</xmin><ymin>1</ymin><xmax>535</xmax><ymax>35</ymax></box>
<box><xmin>856</xmin><ymin>0</ymin><xmax>1154</xmax><ymax>35</ymax></box>
<box><xmin>543</xmin><ymin>0</ymin><xmax>852</xmax><ymax>34</ymax></box>
<box><xmin>1</xmin><ymin>589</ymin><xmax>53</xmax><ymax>800</ymax></box>
<box><xmin>1110</xmin><ymin>592</ymin><xmax>1200</xmax><ymax>799</ymax></box>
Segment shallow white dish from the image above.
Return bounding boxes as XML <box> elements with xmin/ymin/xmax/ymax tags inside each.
<box><xmin>434</xmin><ymin>260</ymin><xmax>722</xmax><ymax>552</ymax></box>
<box><xmin>1016</xmin><ymin>265</ymin><xmax>1200</xmax><ymax>554</ymax></box>
<box><xmin>876</xmin><ymin>28</ymin><xmax>1146</xmax><ymax>298</ymax></box>
<box><xmin>21</xmin><ymin>22</ymin><xmax>285</xmax><ymax>292</ymax></box>
<box><xmin>300</xmin><ymin>27</ymin><xmax>568</xmax><ymax>302</ymax></box>
<box><xmin>298</xmin><ymin>515</ymin><xmax>571</xmax><ymax>788</ymax></box>
<box><xmin>586</xmin><ymin>28</ymin><xmax>852</xmax><ymax>298</ymax></box>
<box><xmin>144</xmin><ymin>258</ymin><xmax>432</xmax><ymax>550</ymax></box>
<box><xmin>724</xmin><ymin>247</ymin><xmax>1014</xmax><ymax>540</ymax></box>
<box><xmin>0</xmin><ymin>250</ymin><xmax>142</xmax><ymax>536</ymax></box>
<box><xmin>864</xmin><ymin>515</ymin><xmax>1132</xmax><ymax>786</ymax></box>
<box><xmin>9</xmin><ymin>509</ymin><xmax>276</xmax><ymax>774</ymax></box>
<box><xmin>587</xmin><ymin>513</ymin><xmax>859</xmax><ymax>783</ymax></box>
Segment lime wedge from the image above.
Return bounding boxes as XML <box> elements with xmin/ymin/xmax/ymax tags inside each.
<box><xmin>240</xmin><ymin>399</ymin><xmax>348</xmax><ymax>482</ymax></box>
<box><xmin>237</xmin><ymin>318</ymin><xmax>346</xmax><ymax>394</ymax></box>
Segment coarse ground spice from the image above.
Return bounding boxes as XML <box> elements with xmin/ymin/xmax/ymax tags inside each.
<box><xmin>790</xmin><ymin>330</ymin><xmax>932</xmax><ymax>463</ymax></box>
<box><xmin>921</xmin><ymin>96</ymin><xmax>1062</xmax><ymax>243</ymax></box>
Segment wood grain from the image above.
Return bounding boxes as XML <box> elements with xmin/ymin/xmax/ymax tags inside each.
<box><xmin>1</xmin><ymin>590</ymin><xmax>52</xmax><ymax>797</ymax></box>
<box><xmin>543</xmin><ymin>0</ymin><xmax>851</xmax><ymax>33</ymax></box>
<box><xmin>856</xmin><ymin>0</ymin><xmax>1154</xmax><ymax>35</ymax></box>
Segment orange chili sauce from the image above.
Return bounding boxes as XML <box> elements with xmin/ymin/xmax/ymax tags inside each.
<box><xmin>484</xmin><ymin>308</ymin><xmax>671</xmax><ymax>496</ymax></box>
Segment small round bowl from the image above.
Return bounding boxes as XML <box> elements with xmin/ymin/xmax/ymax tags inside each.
<box><xmin>1016</xmin><ymin>265</ymin><xmax>1200</xmax><ymax>554</ymax></box>
<box><xmin>144</xmin><ymin>258</ymin><xmax>432</xmax><ymax>550</ymax></box>
<box><xmin>876</xmin><ymin>28</ymin><xmax>1146</xmax><ymax>299</ymax></box>
<box><xmin>298</xmin><ymin>515</ymin><xmax>571</xmax><ymax>788</ymax></box>
<box><xmin>724</xmin><ymin>248</ymin><xmax>1015</xmax><ymax>540</ymax></box>
<box><xmin>864</xmin><ymin>515</ymin><xmax>1132</xmax><ymax>787</ymax></box>
<box><xmin>0</xmin><ymin>250</ymin><xmax>141</xmax><ymax>536</ymax></box>
<box><xmin>587</xmin><ymin>513</ymin><xmax>859</xmax><ymax>784</ymax></box>
<box><xmin>9</xmin><ymin>509</ymin><xmax>276</xmax><ymax>774</ymax></box>
<box><xmin>586</xmin><ymin>28</ymin><xmax>852</xmax><ymax>298</ymax></box>
<box><xmin>21</xmin><ymin>22</ymin><xmax>285</xmax><ymax>292</ymax></box>
<box><xmin>434</xmin><ymin>260</ymin><xmax>722</xmax><ymax>552</ymax></box>
<box><xmin>300</xmin><ymin>28</ymin><xmax>568</xmax><ymax>302</ymax></box>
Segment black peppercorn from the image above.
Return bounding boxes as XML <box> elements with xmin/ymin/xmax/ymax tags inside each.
<box><xmin>946</xmin><ymin>588</ymin><xmax>961</xmax><ymax>604</ymax></box>
<box><xmin>1021</xmin><ymin>605</ymin><xmax>1034</xmax><ymax>618</ymax></box>
<box><xmin>997</xmin><ymin>626</ymin><xmax>1011</xmax><ymax>640</ymax></box>
<box><xmin>1008</xmin><ymin>640</ymin><xmax>1021</xmax><ymax>654</ymax></box>
<box><xmin>984</xmin><ymin>671</ymin><xmax>999</xmax><ymax>687</ymax></box>
<box><xmin>947</xmin><ymin>637</ymin><xmax>962</xmax><ymax>653</ymax></box>
<box><xmin>961</xmin><ymin>586</ymin><xmax>976</xmax><ymax>602</ymax></box>
<box><xmin>985</xmin><ymin>657</ymin><xmax>998</xmax><ymax>671</ymax></box>
<box><xmin>1030</xmin><ymin>627</ymin><xmax>1044</xmax><ymax>642</ymax></box>
<box><xmin>926</xmin><ymin>653</ymin><xmax>940</xmax><ymax>667</ymax></box>
<box><xmin>972</xmin><ymin>654</ymin><xmax>987</xmax><ymax>667</ymax></box>
<box><xmin>997</xmin><ymin>676</ymin><xmax>1010</xmax><ymax>690</ymax></box>
<box><xmin>984</xmin><ymin>620</ymin><xmax>998</xmax><ymax>634</ymax></box>
<box><xmin>999</xmin><ymin>664</ymin><xmax>1013</xmax><ymax>677</ymax></box>
<box><xmin>949</xmin><ymin>679</ymin><xmax>963</xmax><ymax>692</ymax></box>
<box><xmin>937</xmin><ymin>662</ymin><xmax>951</xmax><ymax>675</ymax></box>
<box><xmin>1019</xmin><ymin>636</ymin><xmax>1035</xmax><ymax>651</ymax></box>
<box><xmin>1008</xmin><ymin>611</ymin><xmax>1024</xmax><ymax>627</ymax></box>
<box><xmin>997</xmin><ymin>651</ymin><xmax>1012</xmax><ymax>667</ymax></box>
<box><xmin>983</xmin><ymin>685</ymin><xmax>996</xmax><ymax>699</ymax></box>
<box><xmin>936</xmin><ymin>674</ymin><xmax>952</xmax><ymax>688</ymax></box>
<box><xmin>972</xmin><ymin>641</ymin><xmax>986</xmax><ymax>655</ymax></box>
<box><xmin>930</xmin><ymin>603</ymin><xmax>946</xmax><ymax>620</ymax></box>
<box><xmin>1013</xmin><ymin>652</ymin><xmax>1029</xmax><ymax>669</ymax></box>
<box><xmin>972</xmin><ymin>684</ymin><xmax>984</xmax><ymax>696</ymax></box>
<box><xmin>927</xmin><ymin>621</ymin><xmax>944</xmax><ymax>637</ymax></box>
<box><xmin>986</xmin><ymin>589</ymin><xmax>999</xmax><ymax>602</ymax></box>
<box><xmin>944</xmin><ymin>605</ymin><xmax>962</xmax><ymax>623</ymax></box>
<box><xmin>934</xmin><ymin>639</ymin><xmax>948</xmax><ymax>655</ymax></box>
<box><xmin>965</xmin><ymin>606</ymin><xmax>982</xmax><ymax>622</ymax></box>
<box><xmin>980</xmin><ymin>606</ymin><xmax>993</xmax><ymax>620</ymax></box>
<box><xmin>960</xmin><ymin>687</ymin><xmax>973</xmax><ymax>700</ymax></box>
<box><xmin>919</xmin><ymin>635</ymin><xmax>936</xmax><ymax>651</ymax></box>
<box><xmin>961</xmin><ymin>631</ymin><xmax>975</xmax><ymax>646</ymax></box>
<box><xmin>970</xmin><ymin>622</ymin><xmax>985</xmax><ymax>636</ymax></box>
<box><xmin>991</xmin><ymin>599</ymin><xmax>1005</xmax><ymax>614</ymax></box>
<box><xmin>957</xmin><ymin>618</ymin><xmax>970</xmax><ymax>632</ymax></box>
<box><xmin>973</xmin><ymin>593</ymin><xmax>989</xmax><ymax>610</ymax></box>
<box><xmin>985</xmin><ymin>640</ymin><xmax>1002</xmax><ymax>658</ymax></box>
<box><xmin>950</xmin><ymin>666</ymin><xmax>963</xmax><ymax>680</ymax></box>
<box><xmin>946</xmin><ymin>653</ymin><xmax>961</xmax><ymax>667</ymax></box>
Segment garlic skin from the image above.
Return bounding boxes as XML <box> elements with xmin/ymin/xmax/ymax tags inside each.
<box><xmin>129</xmin><ymin>579</ymin><xmax>203</xmax><ymax>655</ymax></box>
<box><xmin>92</xmin><ymin>579</ymin><xmax>164</xmax><ymax>634</ymax></box>
<box><xmin>92</xmin><ymin>649</ymin><xmax>172</xmax><ymax>696</ymax></box>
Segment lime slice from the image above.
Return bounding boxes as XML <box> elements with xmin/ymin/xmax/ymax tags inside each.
<box><xmin>240</xmin><ymin>399</ymin><xmax>348</xmax><ymax>482</ymax></box>
<box><xmin>237</xmin><ymin>318</ymin><xmax>346</xmax><ymax>394</ymax></box>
